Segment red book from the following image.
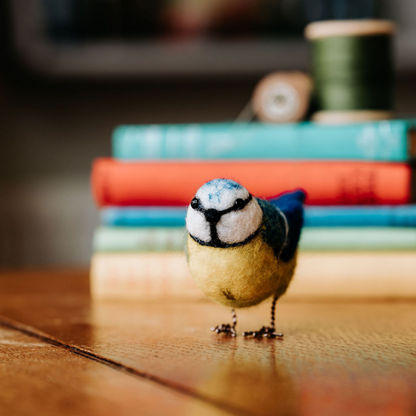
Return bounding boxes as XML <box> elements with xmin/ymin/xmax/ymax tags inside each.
<box><xmin>91</xmin><ymin>159</ymin><xmax>412</xmax><ymax>206</ymax></box>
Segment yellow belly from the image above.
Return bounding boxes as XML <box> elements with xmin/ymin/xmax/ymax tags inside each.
<box><xmin>186</xmin><ymin>233</ymin><xmax>296</xmax><ymax>308</ymax></box>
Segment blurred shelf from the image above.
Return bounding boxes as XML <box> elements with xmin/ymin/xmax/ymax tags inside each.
<box><xmin>8</xmin><ymin>0</ymin><xmax>416</xmax><ymax>80</ymax></box>
<box><xmin>10</xmin><ymin>38</ymin><xmax>309</xmax><ymax>79</ymax></box>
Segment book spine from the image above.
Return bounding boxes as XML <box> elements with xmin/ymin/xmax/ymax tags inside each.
<box><xmin>93</xmin><ymin>227</ymin><xmax>186</xmax><ymax>252</ymax></box>
<box><xmin>113</xmin><ymin>120</ymin><xmax>411</xmax><ymax>161</ymax></box>
<box><xmin>101</xmin><ymin>207</ymin><xmax>187</xmax><ymax>227</ymax></box>
<box><xmin>101</xmin><ymin>205</ymin><xmax>416</xmax><ymax>227</ymax></box>
<box><xmin>299</xmin><ymin>228</ymin><xmax>416</xmax><ymax>251</ymax></box>
<box><xmin>93</xmin><ymin>227</ymin><xmax>416</xmax><ymax>252</ymax></box>
<box><xmin>304</xmin><ymin>205</ymin><xmax>416</xmax><ymax>227</ymax></box>
<box><xmin>92</xmin><ymin>159</ymin><xmax>411</xmax><ymax>206</ymax></box>
<box><xmin>90</xmin><ymin>252</ymin><xmax>416</xmax><ymax>300</ymax></box>
<box><xmin>90</xmin><ymin>253</ymin><xmax>201</xmax><ymax>300</ymax></box>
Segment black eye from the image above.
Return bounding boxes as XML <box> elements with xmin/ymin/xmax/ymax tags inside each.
<box><xmin>234</xmin><ymin>198</ymin><xmax>244</xmax><ymax>209</ymax></box>
<box><xmin>191</xmin><ymin>198</ymin><xmax>200</xmax><ymax>209</ymax></box>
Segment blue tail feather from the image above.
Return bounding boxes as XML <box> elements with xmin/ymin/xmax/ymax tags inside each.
<box><xmin>268</xmin><ymin>189</ymin><xmax>306</xmax><ymax>207</ymax></box>
<box><xmin>268</xmin><ymin>190</ymin><xmax>306</xmax><ymax>262</ymax></box>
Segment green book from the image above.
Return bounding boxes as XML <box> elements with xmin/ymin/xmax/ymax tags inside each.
<box><xmin>299</xmin><ymin>228</ymin><xmax>416</xmax><ymax>251</ymax></box>
<box><xmin>93</xmin><ymin>227</ymin><xmax>416</xmax><ymax>253</ymax></box>
<box><xmin>93</xmin><ymin>227</ymin><xmax>187</xmax><ymax>253</ymax></box>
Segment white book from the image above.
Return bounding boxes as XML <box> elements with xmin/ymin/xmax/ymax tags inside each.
<box><xmin>90</xmin><ymin>252</ymin><xmax>416</xmax><ymax>301</ymax></box>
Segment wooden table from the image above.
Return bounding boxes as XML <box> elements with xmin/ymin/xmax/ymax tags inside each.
<box><xmin>0</xmin><ymin>270</ymin><xmax>415</xmax><ymax>416</ymax></box>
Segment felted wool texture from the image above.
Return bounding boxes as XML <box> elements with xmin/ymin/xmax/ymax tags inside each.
<box><xmin>195</xmin><ymin>179</ymin><xmax>249</xmax><ymax>211</ymax></box>
<box><xmin>216</xmin><ymin>198</ymin><xmax>263</xmax><ymax>245</ymax></box>
<box><xmin>269</xmin><ymin>190</ymin><xmax>306</xmax><ymax>262</ymax></box>
<box><xmin>186</xmin><ymin>232</ymin><xmax>297</xmax><ymax>309</ymax></box>
<box><xmin>186</xmin><ymin>207</ymin><xmax>211</xmax><ymax>243</ymax></box>
<box><xmin>256</xmin><ymin>198</ymin><xmax>289</xmax><ymax>260</ymax></box>
<box><xmin>186</xmin><ymin>179</ymin><xmax>263</xmax><ymax>245</ymax></box>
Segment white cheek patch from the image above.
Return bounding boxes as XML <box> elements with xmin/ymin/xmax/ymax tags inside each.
<box><xmin>217</xmin><ymin>199</ymin><xmax>263</xmax><ymax>244</ymax></box>
<box><xmin>186</xmin><ymin>206</ymin><xmax>211</xmax><ymax>243</ymax></box>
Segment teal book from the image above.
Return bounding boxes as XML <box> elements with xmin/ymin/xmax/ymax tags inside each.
<box><xmin>113</xmin><ymin>120</ymin><xmax>416</xmax><ymax>161</ymax></box>
<box><xmin>93</xmin><ymin>227</ymin><xmax>416</xmax><ymax>253</ymax></box>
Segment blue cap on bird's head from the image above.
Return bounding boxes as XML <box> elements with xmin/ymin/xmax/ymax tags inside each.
<box><xmin>186</xmin><ymin>179</ymin><xmax>263</xmax><ymax>248</ymax></box>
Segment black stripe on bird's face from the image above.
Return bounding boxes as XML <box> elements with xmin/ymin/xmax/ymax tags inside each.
<box><xmin>188</xmin><ymin>194</ymin><xmax>262</xmax><ymax>248</ymax></box>
<box><xmin>189</xmin><ymin>226</ymin><xmax>262</xmax><ymax>248</ymax></box>
<box><xmin>190</xmin><ymin>194</ymin><xmax>253</xmax><ymax>217</ymax></box>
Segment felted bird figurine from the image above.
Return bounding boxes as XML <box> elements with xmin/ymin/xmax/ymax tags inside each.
<box><xmin>185</xmin><ymin>178</ymin><xmax>305</xmax><ymax>338</ymax></box>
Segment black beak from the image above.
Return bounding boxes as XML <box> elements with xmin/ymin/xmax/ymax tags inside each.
<box><xmin>204</xmin><ymin>209</ymin><xmax>221</xmax><ymax>225</ymax></box>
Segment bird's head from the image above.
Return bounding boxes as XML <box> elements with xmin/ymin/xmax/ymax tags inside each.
<box><xmin>186</xmin><ymin>179</ymin><xmax>263</xmax><ymax>248</ymax></box>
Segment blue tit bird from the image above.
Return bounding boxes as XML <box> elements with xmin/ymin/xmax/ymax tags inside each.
<box><xmin>185</xmin><ymin>178</ymin><xmax>305</xmax><ymax>338</ymax></box>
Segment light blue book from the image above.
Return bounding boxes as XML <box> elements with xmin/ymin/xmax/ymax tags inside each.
<box><xmin>93</xmin><ymin>226</ymin><xmax>416</xmax><ymax>252</ymax></box>
<box><xmin>100</xmin><ymin>205</ymin><xmax>416</xmax><ymax>228</ymax></box>
<box><xmin>113</xmin><ymin>120</ymin><xmax>416</xmax><ymax>161</ymax></box>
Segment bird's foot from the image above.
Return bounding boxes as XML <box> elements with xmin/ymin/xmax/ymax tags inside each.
<box><xmin>211</xmin><ymin>324</ymin><xmax>237</xmax><ymax>337</ymax></box>
<box><xmin>243</xmin><ymin>326</ymin><xmax>283</xmax><ymax>339</ymax></box>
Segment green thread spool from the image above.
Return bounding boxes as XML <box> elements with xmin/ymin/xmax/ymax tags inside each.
<box><xmin>305</xmin><ymin>20</ymin><xmax>395</xmax><ymax>124</ymax></box>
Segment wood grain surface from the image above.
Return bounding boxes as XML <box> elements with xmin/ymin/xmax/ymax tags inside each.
<box><xmin>0</xmin><ymin>325</ymin><xmax>227</xmax><ymax>416</ymax></box>
<box><xmin>0</xmin><ymin>269</ymin><xmax>416</xmax><ymax>416</ymax></box>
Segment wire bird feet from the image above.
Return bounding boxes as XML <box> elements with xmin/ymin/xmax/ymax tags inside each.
<box><xmin>242</xmin><ymin>327</ymin><xmax>283</xmax><ymax>339</ymax></box>
<box><xmin>242</xmin><ymin>296</ymin><xmax>283</xmax><ymax>339</ymax></box>
<box><xmin>211</xmin><ymin>308</ymin><xmax>237</xmax><ymax>337</ymax></box>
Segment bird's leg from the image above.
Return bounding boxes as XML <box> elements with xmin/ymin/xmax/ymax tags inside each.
<box><xmin>270</xmin><ymin>295</ymin><xmax>278</xmax><ymax>330</ymax></box>
<box><xmin>243</xmin><ymin>296</ymin><xmax>284</xmax><ymax>339</ymax></box>
<box><xmin>211</xmin><ymin>308</ymin><xmax>237</xmax><ymax>337</ymax></box>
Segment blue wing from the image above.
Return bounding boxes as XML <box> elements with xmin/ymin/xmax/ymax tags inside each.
<box><xmin>258</xmin><ymin>190</ymin><xmax>306</xmax><ymax>262</ymax></box>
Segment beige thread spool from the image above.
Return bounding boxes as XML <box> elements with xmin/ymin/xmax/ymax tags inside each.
<box><xmin>252</xmin><ymin>72</ymin><xmax>312</xmax><ymax>123</ymax></box>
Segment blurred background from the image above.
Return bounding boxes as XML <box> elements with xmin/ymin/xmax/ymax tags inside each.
<box><xmin>0</xmin><ymin>0</ymin><xmax>416</xmax><ymax>267</ymax></box>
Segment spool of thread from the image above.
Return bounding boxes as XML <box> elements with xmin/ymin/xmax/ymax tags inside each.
<box><xmin>252</xmin><ymin>72</ymin><xmax>312</xmax><ymax>123</ymax></box>
<box><xmin>305</xmin><ymin>20</ymin><xmax>395</xmax><ymax>124</ymax></box>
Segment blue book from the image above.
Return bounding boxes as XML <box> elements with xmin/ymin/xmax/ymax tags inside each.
<box><xmin>101</xmin><ymin>205</ymin><xmax>416</xmax><ymax>228</ymax></box>
<box><xmin>101</xmin><ymin>207</ymin><xmax>187</xmax><ymax>227</ymax></box>
<box><xmin>113</xmin><ymin>120</ymin><xmax>416</xmax><ymax>161</ymax></box>
<box><xmin>302</xmin><ymin>205</ymin><xmax>416</xmax><ymax>227</ymax></box>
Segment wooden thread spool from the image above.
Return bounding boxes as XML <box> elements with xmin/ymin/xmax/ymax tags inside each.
<box><xmin>305</xmin><ymin>20</ymin><xmax>396</xmax><ymax>124</ymax></box>
<box><xmin>252</xmin><ymin>72</ymin><xmax>312</xmax><ymax>123</ymax></box>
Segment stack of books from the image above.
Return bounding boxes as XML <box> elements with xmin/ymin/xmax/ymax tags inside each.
<box><xmin>90</xmin><ymin>120</ymin><xmax>416</xmax><ymax>300</ymax></box>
